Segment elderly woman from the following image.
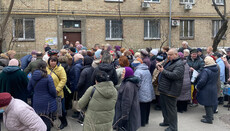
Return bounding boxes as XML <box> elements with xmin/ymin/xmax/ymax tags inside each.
<box><xmin>78</xmin><ymin>70</ymin><xmax>117</xmax><ymax>131</ymax></box>
<box><xmin>47</xmin><ymin>56</ymin><xmax>67</xmax><ymax>129</ymax></box>
<box><xmin>196</xmin><ymin>56</ymin><xmax>218</xmax><ymax>124</ymax></box>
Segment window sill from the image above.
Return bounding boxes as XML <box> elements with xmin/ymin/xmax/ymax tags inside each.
<box><xmin>144</xmin><ymin>38</ymin><xmax>161</xmax><ymax>40</ymax></box>
<box><xmin>180</xmin><ymin>37</ymin><xmax>194</xmax><ymax>40</ymax></box>
<box><xmin>179</xmin><ymin>2</ymin><xmax>195</xmax><ymax>5</ymax></box>
<box><xmin>13</xmin><ymin>39</ymin><xmax>35</xmax><ymax>42</ymax></box>
<box><xmin>104</xmin><ymin>0</ymin><xmax>123</xmax><ymax>2</ymax></box>
<box><xmin>145</xmin><ymin>2</ymin><xmax>160</xmax><ymax>4</ymax></box>
<box><xmin>106</xmin><ymin>38</ymin><xmax>123</xmax><ymax>41</ymax></box>
<box><xmin>212</xmin><ymin>3</ymin><xmax>224</xmax><ymax>6</ymax></box>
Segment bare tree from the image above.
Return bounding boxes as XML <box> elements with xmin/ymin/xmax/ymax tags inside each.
<box><xmin>0</xmin><ymin>0</ymin><xmax>15</xmax><ymax>53</ymax></box>
<box><xmin>212</xmin><ymin>0</ymin><xmax>228</xmax><ymax>52</ymax></box>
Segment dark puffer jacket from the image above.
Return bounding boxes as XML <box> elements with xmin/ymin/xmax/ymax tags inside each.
<box><xmin>27</xmin><ymin>70</ymin><xmax>57</xmax><ymax>114</ymax></box>
<box><xmin>91</xmin><ymin>63</ymin><xmax>118</xmax><ymax>85</ymax></box>
<box><xmin>196</xmin><ymin>65</ymin><xmax>218</xmax><ymax>106</ymax></box>
<box><xmin>158</xmin><ymin>58</ymin><xmax>184</xmax><ymax>97</ymax></box>
<box><xmin>114</xmin><ymin>76</ymin><xmax>141</xmax><ymax>131</ymax></box>
<box><xmin>187</xmin><ymin>56</ymin><xmax>205</xmax><ymax>73</ymax></box>
<box><xmin>20</xmin><ymin>55</ymin><xmax>32</xmax><ymax>70</ymax></box>
<box><xmin>76</xmin><ymin>56</ymin><xmax>94</xmax><ymax>99</ymax></box>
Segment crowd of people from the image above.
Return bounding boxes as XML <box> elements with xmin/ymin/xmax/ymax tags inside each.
<box><xmin>0</xmin><ymin>40</ymin><xmax>230</xmax><ymax>131</ymax></box>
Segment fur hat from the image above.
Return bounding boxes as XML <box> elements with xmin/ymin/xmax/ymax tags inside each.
<box><xmin>8</xmin><ymin>59</ymin><xmax>19</xmax><ymax>66</ymax></box>
<box><xmin>0</xmin><ymin>93</ymin><xmax>12</xmax><ymax>108</ymax></box>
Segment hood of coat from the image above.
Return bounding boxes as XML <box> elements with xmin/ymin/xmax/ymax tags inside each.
<box><xmin>3</xmin><ymin>66</ymin><xmax>20</xmax><ymax>73</ymax></box>
<box><xmin>95</xmin><ymin>81</ymin><xmax>115</xmax><ymax>99</ymax></box>
<box><xmin>98</xmin><ymin>63</ymin><xmax>113</xmax><ymax>72</ymax></box>
<box><xmin>124</xmin><ymin>76</ymin><xmax>140</xmax><ymax>84</ymax></box>
<box><xmin>136</xmin><ymin>63</ymin><xmax>148</xmax><ymax>70</ymax></box>
<box><xmin>204</xmin><ymin>64</ymin><xmax>218</xmax><ymax>72</ymax></box>
<box><xmin>31</xmin><ymin>70</ymin><xmax>44</xmax><ymax>81</ymax></box>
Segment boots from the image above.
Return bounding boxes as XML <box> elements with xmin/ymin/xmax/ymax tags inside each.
<box><xmin>59</xmin><ymin>116</ymin><xmax>68</xmax><ymax>130</ymax></box>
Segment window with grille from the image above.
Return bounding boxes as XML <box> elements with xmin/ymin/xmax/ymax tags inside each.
<box><xmin>180</xmin><ymin>20</ymin><xmax>194</xmax><ymax>39</ymax></box>
<box><xmin>13</xmin><ymin>18</ymin><xmax>35</xmax><ymax>40</ymax></box>
<box><xmin>144</xmin><ymin>19</ymin><xmax>161</xmax><ymax>39</ymax></box>
<box><xmin>105</xmin><ymin>19</ymin><xmax>123</xmax><ymax>40</ymax></box>
<box><xmin>180</xmin><ymin>0</ymin><xmax>194</xmax><ymax>4</ymax></box>
<box><xmin>212</xmin><ymin>20</ymin><xmax>225</xmax><ymax>38</ymax></box>
<box><xmin>144</xmin><ymin>0</ymin><xmax>160</xmax><ymax>2</ymax></box>
<box><xmin>214</xmin><ymin>0</ymin><xmax>224</xmax><ymax>5</ymax></box>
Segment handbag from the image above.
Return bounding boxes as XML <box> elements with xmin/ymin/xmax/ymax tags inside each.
<box><xmin>72</xmin><ymin>92</ymin><xmax>81</xmax><ymax>112</ymax></box>
<box><xmin>56</xmin><ymin>96</ymin><xmax>62</xmax><ymax>117</ymax></box>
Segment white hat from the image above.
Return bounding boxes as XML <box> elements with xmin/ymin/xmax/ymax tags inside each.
<box><xmin>150</xmin><ymin>49</ymin><xmax>158</xmax><ymax>56</ymax></box>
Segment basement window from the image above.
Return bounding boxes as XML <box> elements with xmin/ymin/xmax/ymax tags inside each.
<box><xmin>13</xmin><ymin>18</ymin><xmax>35</xmax><ymax>41</ymax></box>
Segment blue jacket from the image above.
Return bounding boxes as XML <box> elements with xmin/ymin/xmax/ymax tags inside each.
<box><xmin>196</xmin><ymin>65</ymin><xmax>218</xmax><ymax>106</ymax></box>
<box><xmin>216</xmin><ymin>58</ymin><xmax>225</xmax><ymax>82</ymax></box>
<box><xmin>27</xmin><ymin>70</ymin><xmax>57</xmax><ymax>114</ymax></box>
<box><xmin>134</xmin><ymin>63</ymin><xmax>155</xmax><ymax>102</ymax></box>
<box><xmin>68</xmin><ymin>59</ymin><xmax>83</xmax><ymax>92</ymax></box>
<box><xmin>20</xmin><ymin>55</ymin><xmax>32</xmax><ymax>70</ymax></box>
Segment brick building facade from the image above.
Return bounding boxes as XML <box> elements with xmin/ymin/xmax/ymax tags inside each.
<box><xmin>0</xmin><ymin>0</ymin><xmax>230</xmax><ymax>54</ymax></box>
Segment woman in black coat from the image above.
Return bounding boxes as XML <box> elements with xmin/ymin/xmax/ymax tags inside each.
<box><xmin>196</xmin><ymin>56</ymin><xmax>218</xmax><ymax>124</ymax></box>
<box><xmin>114</xmin><ymin>67</ymin><xmax>141</xmax><ymax>131</ymax></box>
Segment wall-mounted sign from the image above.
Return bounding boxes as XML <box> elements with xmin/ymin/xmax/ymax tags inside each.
<box><xmin>45</xmin><ymin>37</ymin><xmax>57</xmax><ymax>45</ymax></box>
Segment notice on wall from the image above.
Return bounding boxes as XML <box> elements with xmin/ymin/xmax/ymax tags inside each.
<box><xmin>45</xmin><ymin>37</ymin><xmax>57</xmax><ymax>45</ymax></box>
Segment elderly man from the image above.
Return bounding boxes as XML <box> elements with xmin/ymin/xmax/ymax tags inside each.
<box><xmin>157</xmin><ymin>48</ymin><xmax>184</xmax><ymax>131</ymax></box>
<box><xmin>178</xmin><ymin>41</ymin><xmax>191</xmax><ymax>53</ymax></box>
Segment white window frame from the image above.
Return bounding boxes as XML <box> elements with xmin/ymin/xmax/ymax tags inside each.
<box><xmin>13</xmin><ymin>18</ymin><xmax>35</xmax><ymax>41</ymax></box>
<box><xmin>180</xmin><ymin>20</ymin><xmax>194</xmax><ymax>39</ymax></box>
<box><xmin>144</xmin><ymin>0</ymin><xmax>160</xmax><ymax>3</ymax></box>
<box><xmin>104</xmin><ymin>0</ymin><xmax>123</xmax><ymax>2</ymax></box>
<box><xmin>214</xmin><ymin>0</ymin><xmax>224</xmax><ymax>5</ymax></box>
<box><xmin>105</xmin><ymin>19</ymin><xmax>123</xmax><ymax>41</ymax></box>
<box><xmin>212</xmin><ymin>20</ymin><xmax>225</xmax><ymax>38</ymax></box>
<box><xmin>179</xmin><ymin>0</ymin><xmax>195</xmax><ymax>4</ymax></box>
<box><xmin>144</xmin><ymin>19</ymin><xmax>161</xmax><ymax>40</ymax></box>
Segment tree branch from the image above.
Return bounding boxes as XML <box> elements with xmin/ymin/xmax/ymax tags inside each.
<box><xmin>212</xmin><ymin>0</ymin><xmax>225</xmax><ymax>20</ymax></box>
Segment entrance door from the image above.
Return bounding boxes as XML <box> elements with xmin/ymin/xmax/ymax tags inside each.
<box><xmin>63</xmin><ymin>32</ymin><xmax>81</xmax><ymax>46</ymax></box>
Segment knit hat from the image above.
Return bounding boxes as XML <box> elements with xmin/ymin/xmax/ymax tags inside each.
<box><xmin>190</xmin><ymin>49</ymin><xmax>198</xmax><ymax>54</ymax></box>
<box><xmin>140</xmin><ymin>49</ymin><xmax>149</xmax><ymax>56</ymax></box>
<box><xmin>94</xmin><ymin>49</ymin><xmax>102</xmax><ymax>59</ymax></box>
<box><xmin>129</xmin><ymin>49</ymin><xmax>134</xmax><ymax>55</ymax></box>
<box><xmin>0</xmin><ymin>93</ymin><xmax>12</xmax><ymax>108</ymax></box>
<box><xmin>156</xmin><ymin>55</ymin><xmax>164</xmax><ymax>62</ymax></box>
<box><xmin>31</xmin><ymin>50</ymin><xmax>37</xmax><ymax>55</ymax></box>
<box><xmin>115</xmin><ymin>46</ymin><xmax>121</xmax><ymax>51</ymax></box>
<box><xmin>124</xmin><ymin>67</ymin><xmax>134</xmax><ymax>78</ymax></box>
<box><xmin>178</xmin><ymin>52</ymin><xmax>184</xmax><ymax>59</ymax></box>
<box><xmin>150</xmin><ymin>49</ymin><xmax>158</xmax><ymax>56</ymax></box>
<box><xmin>69</xmin><ymin>47</ymin><xmax>76</xmax><ymax>53</ymax></box>
<box><xmin>204</xmin><ymin>56</ymin><xmax>216</xmax><ymax>66</ymax></box>
<box><xmin>197</xmin><ymin>48</ymin><xmax>202</xmax><ymax>52</ymax></box>
<box><xmin>74</xmin><ymin>53</ymin><xmax>84</xmax><ymax>61</ymax></box>
<box><xmin>8</xmin><ymin>59</ymin><xmax>19</xmax><ymax>66</ymax></box>
<box><xmin>45</xmin><ymin>47</ymin><xmax>51</xmax><ymax>52</ymax></box>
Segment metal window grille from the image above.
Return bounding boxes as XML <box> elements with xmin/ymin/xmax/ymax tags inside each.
<box><xmin>105</xmin><ymin>19</ymin><xmax>123</xmax><ymax>40</ymax></box>
<box><xmin>13</xmin><ymin>18</ymin><xmax>35</xmax><ymax>40</ymax></box>
<box><xmin>144</xmin><ymin>19</ymin><xmax>160</xmax><ymax>39</ymax></box>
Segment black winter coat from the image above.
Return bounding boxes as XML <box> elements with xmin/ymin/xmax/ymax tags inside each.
<box><xmin>114</xmin><ymin>76</ymin><xmax>141</xmax><ymax>131</ymax></box>
<box><xmin>187</xmin><ymin>56</ymin><xmax>205</xmax><ymax>73</ymax></box>
<box><xmin>158</xmin><ymin>58</ymin><xmax>184</xmax><ymax>97</ymax></box>
<box><xmin>196</xmin><ymin>65</ymin><xmax>218</xmax><ymax>106</ymax></box>
<box><xmin>91</xmin><ymin>63</ymin><xmax>118</xmax><ymax>85</ymax></box>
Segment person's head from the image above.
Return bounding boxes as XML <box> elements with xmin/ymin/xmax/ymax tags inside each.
<box><xmin>190</xmin><ymin>49</ymin><xmax>198</xmax><ymax>59</ymax></box>
<box><xmin>65</xmin><ymin>40</ymin><xmax>70</xmax><ymax>45</ymax></box>
<box><xmin>75</xmin><ymin>41</ymin><xmax>80</xmax><ymax>47</ymax></box>
<box><xmin>167</xmin><ymin>48</ymin><xmax>178</xmax><ymax>61</ymax></box>
<box><xmin>48</xmin><ymin>56</ymin><xmax>58</xmax><ymax>68</ymax></box>
<box><xmin>95</xmin><ymin>70</ymin><xmax>109</xmax><ymax>83</ymax></box>
<box><xmin>80</xmin><ymin>50</ymin><xmax>87</xmax><ymax>56</ymax></box>
<box><xmin>59</xmin><ymin>49</ymin><xmax>68</xmax><ymax>56</ymax></box>
<box><xmin>207</xmin><ymin>46</ymin><xmax>213</xmax><ymax>54</ymax></box>
<box><xmin>114</xmin><ymin>46</ymin><xmax>121</xmax><ymax>52</ymax></box>
<box><xmin>0</xmin><ymin>93</ymin><xmax>12</xmax><ymax>110</ymax></box>
<box><xmin>36</xmin><ymin>61</ymin><xmax>48</xmax><ymax>77</ymax></box>
<box><xmin>36</xmin><ymin>52</ymin><xmax>43</xmax><ymax>58</ymax></box>
<box><xmin>87</xmin><ymin>51</ymin><xmax>94</xmax><ymax>57</ymax></box>
<box><xmin>65</xmin><ymin>53</ymin><xmax>73</xmax><ymax>66</ymax></box>
<box><xmin>183</xmin><ymin>49</ymin><xmax>190</xmax><ymax>57</ymax></box>
<box><xmin>74</xmin><ymin>54</ymin><xmax>84</xmax><ymax>62</ymax></box>
<box><xmin>101</xmin><ymin>52</ymin><xmax>112</xmax><ymax>64</ymax></box>
<box><xmin>182</xmin><ymin>41</ymin><xmax>188</xmax><ymax>49</ymax></box>
<box><xmin>31</xmin><ymin>50</ymin><xmax>37</xmax><ymax>57</ymax></box>
<box><xmin>76</xmin><ymin>44</ymin><xmax>83</xmax><ymax>51</ymax></box>
<box><xmin>94</xmin><ymin>44</ymin><xmax>100</xmax><ymax>50</ymax></box>
<box><xmin>119</xmin><ymin>56</ymin><xmax>130</xmax><ymax>67</ymax></box>
<box><xmin>94</xmin><ymin>49</ymin><xmax>102</xmax><ymax>60</ymax></box>
<box><xmin>150</xmin><ymin>49</ymin><xmax>158</xmax><ymax>57</ymax></box>
<box><xmin>7</xmin><ymin>50</ymin><xmax>16</xmax><ymax>59</ymax></box>
<box><xmin>213</xmin><ymin>52</ymin><xmax>222</xmax><ymax>59</ymax></box>
<box><xmin>204</xmin><ymin>56</ymin><xmax>216</xmax><ymax>66</ymax></box>
<box><xmin>162</xmin><ymin>46</ymin><xmax>169</xmax><ymax>53</ymax></box>
<box><xmin>134</xmin><ymin>52</ymin><xmax>141</xmax><ymax>59</ymax></box>
<box><xmin>123</xmin><ymin>67</ymin><xmax>134</xmax><ymax>79</ymax></box>
<box><xmin>156</xmin><ymin>55</ymin><xmax>164</xmax><ymax>63</ymax></box>
<box><xmin>47</xmin><ymin>49</ymin><xmax>59</xmax><ymax>57</ymax></box>
<box><xmin>104</xmin><ymin>44</ymin><xmax>112</xmax><ymax>51</ymax></box>
<box><xmin>140</xmin><ymin>49</ymin><xmax>149</xmax><ymax>58</ymax></box>
<box><xmin>44</xmin><ymin>46</ymin><xmax>51</xmax><ymax>53</ymax></box>
<box><xmin>8</xmin><ymin>59</ymin><xmax>19</xmax><ymax>66</ymax></box>
<box><xmin>83</xmin><ymin>56</ymin><xmax>93</xmax><ymax>66</ymax></box>
<box><xmin>218</xmin><ymin>49</ymin><xmax>226</xmax><ymax>56</ymax></box>
<box><xmin>70</xmin><ymin>43</ymin><xmax>74</xmax><ymax>47</ymax></box>
<box><xmin>131</xmin><ymin>58</ymin><xmax>143</xmax><ymax>68</ymax></box>
<box><xmin>226</xmin><ymin>48</ymin><xmax>230</xmax><ymax>57</ymax></box>
<box><xmin>69</xmin><ymin>47</ymin><xmax>76</xmax><ymax>55</ymax></box>
<box><xmin>197</xmin><ymin>48</ymin><xmax>202</xmax><ymax>56</ymax></box>
<box><xmin>120</xmin><ymin>48</ymin><xmax>126</xmax><ymax>53</ymax></box>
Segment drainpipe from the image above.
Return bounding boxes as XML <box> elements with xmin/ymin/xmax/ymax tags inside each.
<box><xmin>168</xmin><ymin>0</ymin><xmax>172</xmax><ymax>47</ymax></box>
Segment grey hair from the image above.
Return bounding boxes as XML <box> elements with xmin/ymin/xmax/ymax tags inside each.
<box><xmin>183</xmin><ymin>49</ymin><xmax>190</xmax><ymax>54</ymax></box>
<box><xmin>182</xmin><ymin>41</ymin><xmax>188</xmax><ymax>45</ymax></box>
<box><xmin>101</xmin><ymin>52</ymin><xmax>112</xmax><ymax>64</ymax></box>
<box><xmin>169</xmin><ymin>48</ymin><xmax>178</xmax><ymax>54</ymax></box>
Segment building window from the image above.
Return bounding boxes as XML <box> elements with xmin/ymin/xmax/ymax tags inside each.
<box><xmin>105</xmin><ymin>19</ymin><xmax>123</xmax><ymax>40</ymax></box>
<box><xmin>179</xmin><ymin>0</ymin><xmax>194</xmax><ymax>4</ymax></box>
<box><xmin>13</xmin><ymin>18</ymin><xmax>35</xmax><ymax>40</ymax></box>
<box><xmin>144</xmin><ymin>0</ymin><xmax>160</xmax><ymax>3</ymax></box>
<box><xmin>214</xmin><ymin>0</ymin><xmax>224</xmax><ymax>5</ymax></box>
<box><xmin>144</xmin><ymin>19</ymin><xmax>160</xmax><ymax>39</ymax></box>
<box><xmin>212</xmin><ymin>20</ymin><xmax>225</xmax><ymax>38</ymax></box>
<box><xmin>63</xmin><ymin>20</ymin><xmax>81</xmax><ymax>28</ymax></box>
<box><xmin>180</xmin><ymin>20</ymin><xmax>194</xmax><ymax>39</ymax></box>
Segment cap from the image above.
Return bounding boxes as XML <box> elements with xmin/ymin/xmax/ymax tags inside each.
<box><xmin>0</xmin><ymin>93</ymin><xmax>12</xmax><ymax>108</ymax></box>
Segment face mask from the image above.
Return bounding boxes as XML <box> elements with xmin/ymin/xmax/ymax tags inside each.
<box><xmin>0</xmin><ymin>109</ymin><xmax>4</xmax><ymax>113</ymax></box>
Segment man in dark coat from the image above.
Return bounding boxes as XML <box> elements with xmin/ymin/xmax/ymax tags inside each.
<box><xmin>157</xmin><ymin>48</ymin><xmax>184</xmax><ymax>131</ymax></box>
<box><xmin>0</xmin><ymin>59</ymin><xmax>28</xmax><ymax>102</ymax></box>
<box><xmin>178</xmin><ymin>41</ymin><xmax>192</xmax><ymax>53</ymax></box>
